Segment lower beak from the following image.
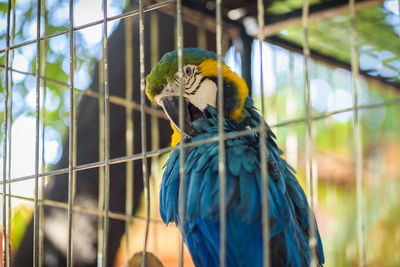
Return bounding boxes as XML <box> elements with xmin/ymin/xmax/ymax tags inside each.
<box><xmin>160</xmin><ymin>96</ymin><xmax>196</xmax><ymax>137</ymax></box>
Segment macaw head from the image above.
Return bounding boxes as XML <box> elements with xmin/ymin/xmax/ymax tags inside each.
<box><xmin>146</xmin><ymin>48</ymin><xmax>249</xmax><ymax>145</ymax></box>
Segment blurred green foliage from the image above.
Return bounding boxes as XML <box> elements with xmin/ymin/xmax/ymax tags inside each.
<box><xmin>277</xmin><ymin>5</ymin><xmax>400</xmax><ymax>85</ymax></box>
<box><xmin>251</xmin><ymin>39</ymin><xmax>400</xmax><ymax>265</ymax></box>
<box><xmin>0</xmin><ymin>0</ymin><xmax>125</xmax><ymax>254</ymax></box>
<box><xmin>10</xmin><ymin>204</ymin><xmax>32</xmax><ymax>251</ymax></box>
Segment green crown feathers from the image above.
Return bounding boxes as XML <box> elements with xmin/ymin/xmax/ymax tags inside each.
<box><xmin>145</xmin><ymin>48</ymin><xmax>217</xmax><ymax>102</ymax></box>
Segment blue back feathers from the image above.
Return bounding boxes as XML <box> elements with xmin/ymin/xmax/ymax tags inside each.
<box><xmin>160</xmin><ymin>98</ymin><xmax>325</xmax><ymax>267</ymax></box>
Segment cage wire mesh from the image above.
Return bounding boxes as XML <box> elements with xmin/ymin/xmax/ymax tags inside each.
<box><xmin>0</xmin><ymin>0</ymin><xmax>400</xmax><ymax>266</ymax></box>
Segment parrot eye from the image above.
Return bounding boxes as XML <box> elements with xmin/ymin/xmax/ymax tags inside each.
<box><xmin>185</xmin><ymin>66</ymin><xmax>192</xmax><ymax>76</ymax></box>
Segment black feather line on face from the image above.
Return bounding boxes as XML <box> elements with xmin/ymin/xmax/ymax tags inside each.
<box><xmin>185</xmin><ymin>72</ymin><xmax>198</xmax><ymax>91</ymax></box>
<box><xmin>207</xmin><ymin>76</ymin><xmax>239</xmax><ymax>117</ymax></box>
<box><xmin>188</xmin><ymin>76</ymin><xmax>207</xmax><ymax>95</ymax></box>
<box><xmin>173</xmin><ymin>66</ymin><xmax>200</xmax><ymax>93</ymax></box>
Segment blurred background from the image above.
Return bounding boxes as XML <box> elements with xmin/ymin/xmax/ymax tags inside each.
<box><xmin>0</xmin><ymin>0</ymin><xmax>399</xmax><ymax>266</ymax></box>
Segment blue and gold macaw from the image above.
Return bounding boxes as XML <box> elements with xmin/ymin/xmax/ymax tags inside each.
<box><xmin>146</xmin><ymin>48</ymin><xmax>324</xmax><ymax>267</ymax></box>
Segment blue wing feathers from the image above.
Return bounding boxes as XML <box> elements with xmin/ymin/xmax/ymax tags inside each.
<box><xmin>160</xmin><ymin>103</ymin><xmax>324</xmax><ymax>266</ymax></box>
<box><xmin>186</xmin><ymin>168</ymin><xmax>203</xmax><ymax>218</ymax></box>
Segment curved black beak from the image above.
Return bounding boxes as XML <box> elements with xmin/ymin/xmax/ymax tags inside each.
<box><xmin>160</xmin><ymin>96</ymin><xmax>197</xmax><ymax>137</ymax></box>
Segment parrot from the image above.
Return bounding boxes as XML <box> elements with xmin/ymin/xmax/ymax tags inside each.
<box><xmin>145</xmin><ymin>48</ymin><xmax>324</xmax><ymax>267</ymax></box>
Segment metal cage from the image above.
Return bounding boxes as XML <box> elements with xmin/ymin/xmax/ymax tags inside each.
<box><xmin>1</xmin><ymin>0</ymin><xmax>400</xmax><ymax>266</ymax></box>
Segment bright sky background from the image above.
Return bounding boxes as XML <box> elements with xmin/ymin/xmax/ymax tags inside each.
<box><xmin>0</xmin><ymin>0</ymin><xmax>124</xmax><ymax>209</ymax></box>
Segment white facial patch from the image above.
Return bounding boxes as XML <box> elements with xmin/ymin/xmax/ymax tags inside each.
<box><xmin>154</xmin><ymin>64</ymin><xmax>217</xmax><ymax>111</ymax></box>
<box><xmin>186</xmin><ymin>79</ymin><xmax>217</xmax><ymax>110</ymax></box>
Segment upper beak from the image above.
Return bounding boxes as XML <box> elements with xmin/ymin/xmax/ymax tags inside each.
<box><xmin>160</xmin><ymin>96</ymin><xmax>197</xmax><ymax>137</ymax></box>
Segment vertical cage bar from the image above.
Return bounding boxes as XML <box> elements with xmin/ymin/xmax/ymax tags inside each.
<box><xmin>176</xmin><ymin>0</ymin><xmax>185</xmax><ymax>266</ymax></box>
<box><xmin>139</xmin><ymin>1</ymin><xmax>150</xmax><ymax>266</ymax></box>
<box><xmin>302</xmin><ymin>0</ymin><xmax>318</xmax><ymax>265</ymax></box>
<box><xmin>97</xmin><ymin>51</ymin><xmax>105</xmax><ymax>267</ymax></box>
<box><xmin>2</xmin><ymin>1</ymin><xmax>12</xmax><ymax>266</ymax></box>
<box><xmin>349</xmin><ymin>0</ymin><xmax>366</xmax><ymax>266</ymax></box>
<box><xmin>33</xmin><ymin>0</ymin><xmax>42</xmax><ymax>266</ymax></box>
<box><xmin>150</xmin><ymin>11</ymin><xmax>160</xmax><ymax>255</ymax></box>
<box><xmin>215</xmin><ymin>1</ymin><xmax>226</xmax><ymax>267</ymax></box>
<box><xmin>101</xmin><ymin>0</ymin><xmax>111</xmax><ymax>266</ymax></box>
<box><xmin>33</xmin><ymin>2</ymin><xmax>42</xmax><ymax>266</ymax></box>
<box><xmin>97</xmin><ymin>57</ymin><xmax>105</xmax><ymax>267</ymax></box>
<box><xmin>39</xmin><ymin>0</ymin><xmax>47</xmax><ymax>265</ymax></box>
<box><xmin>257</xmin><ymin>1</ymin><xmax>270</xmax><ymax>266</ymax></box>
<box><xmin>6</xmin><ymin>1</ymin><xmax>16</xmax><ymax>266</ymax></box>
<box><xmin>124</xmin><ymin>9</ymin><xmax>134</xmax><ymax>258</ymax></box>
<box><xmin>67</xmin><ymin>0</ymin><xmax>76</xmax><ymax>265</ymax></box>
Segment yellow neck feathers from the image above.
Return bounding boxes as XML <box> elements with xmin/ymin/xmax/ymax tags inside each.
<box><xmin>170</xmin><ymin>59</ymin><xmax>249</xmax><ymax>147</ymax></box>
<box><xmin>170</xmin><ymin>122</ymin><xmax>182</xmax><ymax>148</ymax></box>
<box><xmin>198</xmin><ymin>59</ymin><xmax>248</xmax><ymax>121</ymax></box>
